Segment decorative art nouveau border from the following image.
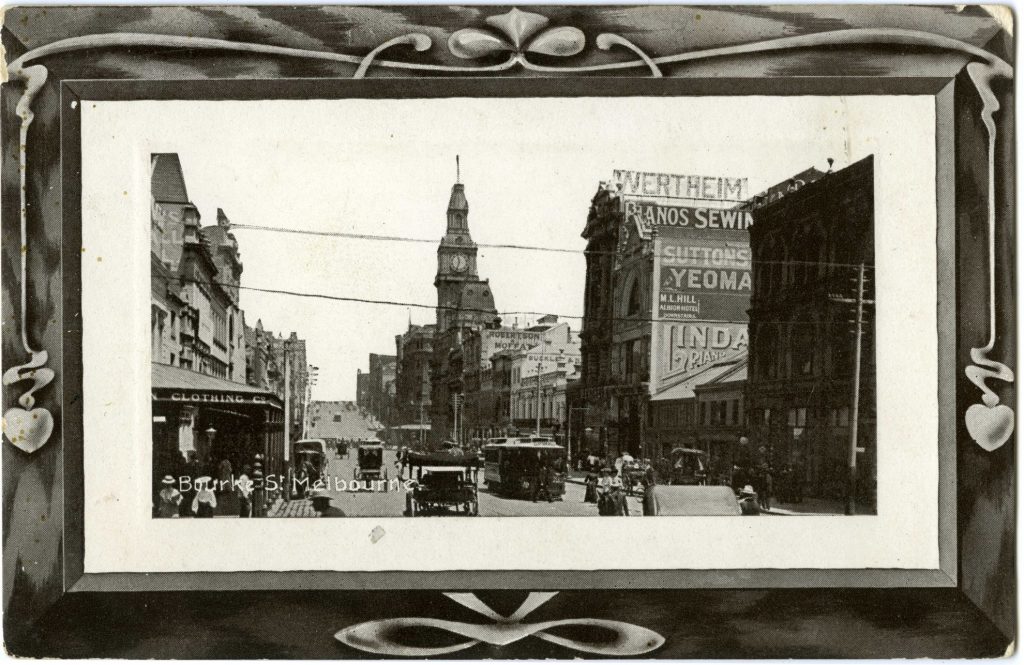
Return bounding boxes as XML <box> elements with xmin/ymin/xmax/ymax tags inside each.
<box><xmin>0</xmin><ymin>5</ymin><xmax>1015</xmax><ymax>657</ymax></box>
<box><xmin>2</xmin><ymin>8</ymin><xmax>1014</xmax><ymax>458</ymax></box>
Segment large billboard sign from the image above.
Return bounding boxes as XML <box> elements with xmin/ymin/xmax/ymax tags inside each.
<box><xmin>650</xmin><ymin>221</ymin><xmax>751</xmax><ymax>394</ymax></box>
<box><xmin>651</xmin><ymin>323</ymin><xmax>749</xmax><ymax>389</ymax></box>
<box><xmin>478</xmin><ymin>329</ymin><xmax>543</xmax><ymax>369</ymax></box>
<box><xmin>624</xmin><ymin>200</ymin><xmax>754</xmax><ymax>235</ymax></box>
<box><xmin>613</xmin><ymin>169</ymin><xmax>749</xmax><ymax>202</ymax></box>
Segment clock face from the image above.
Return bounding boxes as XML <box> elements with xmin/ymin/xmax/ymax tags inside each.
<box><xmin>450</xmin><ymin>254</ymin><xmax>469</xmax><ymax>273</ymax></box>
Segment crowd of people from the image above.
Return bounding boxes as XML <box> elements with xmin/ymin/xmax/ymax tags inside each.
<box><xmin>730</xmin><ymin>443</ymin><xmax>806</xmax><ymax>512</ymax></box>
<box><xmin>154</xmin><ymin>450</ymin><xmax>270</xmax><ymax>518</ymax></box>
<box><xmin>578</xmin><ymin>451</ymin><xmax>660</xmax><ymax>516</ymax></box>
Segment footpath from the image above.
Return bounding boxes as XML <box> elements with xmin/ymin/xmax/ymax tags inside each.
<box><xmin>565</xmin><ymin>471</ymin><xmax>860</xmax><ymax>516</ymax></box>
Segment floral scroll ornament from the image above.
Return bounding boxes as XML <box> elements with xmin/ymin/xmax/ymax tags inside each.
<box><xmin>448</xmin><ymin>8</ymin><xmax>662</xmax><ymax>76</ymax></box>
<box><xmin>335</xmin><ymin>591</ymin><xmax>665</xmax><ymax>656</ymax></box>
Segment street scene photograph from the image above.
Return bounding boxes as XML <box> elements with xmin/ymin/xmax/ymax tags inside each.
<box><xmin>148</xmin><ymin>96</ymin><xmax>882</xmax><ymax>519</ymax></box>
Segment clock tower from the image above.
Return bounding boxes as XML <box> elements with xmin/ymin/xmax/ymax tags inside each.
<box><xmin>434</xmin><ymin>169</ymin><xmax>482</xmax><ymax>330</ymax></box>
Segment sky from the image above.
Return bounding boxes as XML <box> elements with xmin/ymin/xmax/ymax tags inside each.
<box><xmin>115</xmin><ymin>95</ymin><xmax>928</xmax><ymax>401</ymax></box>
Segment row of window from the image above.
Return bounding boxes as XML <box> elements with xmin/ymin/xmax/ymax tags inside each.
<box><xmin>657</xmin><ymin>403</ymin><xmax>852</xmax><ymax>432</ymax></box>
<box><xmin>511</xmin><ymin>397</ymin><xmax>565</xmax><ymax>421</ymax></box>
<box><xmin>752</xmin><ymin>322</ymin><xmax>872</xmax><ymax>381</ymax></box>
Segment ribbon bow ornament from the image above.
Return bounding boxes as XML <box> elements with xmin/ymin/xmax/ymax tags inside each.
<box><xmin>335</xmin><ymin>591</ymin><xmax>665</xmax><ymax>657</ymax></box>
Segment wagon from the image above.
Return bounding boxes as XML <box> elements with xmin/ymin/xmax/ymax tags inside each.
<box><xmin>404</xmin><ymin>451</ymin><xmax>480</xmax><ymax>516</ymax></box>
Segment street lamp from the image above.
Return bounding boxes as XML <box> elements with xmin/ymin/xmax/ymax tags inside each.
<box><xmin>204</xmin><ymin>426</ymin><xmax>217</xmax><ymax>463</ymax></box>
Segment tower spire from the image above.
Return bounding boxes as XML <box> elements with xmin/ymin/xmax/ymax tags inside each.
<box><xmin>456</xmin><ymin>155</ymin><xmax>460</xmax><ymax>184</ymax></box>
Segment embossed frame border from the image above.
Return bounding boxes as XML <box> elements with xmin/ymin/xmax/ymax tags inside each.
<box><xmin>1</xmin><ymin>5</ymin><xmax>1014</xmax><ymax>658</ymax></box>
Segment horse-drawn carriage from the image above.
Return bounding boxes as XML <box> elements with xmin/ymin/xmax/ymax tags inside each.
<box><xmin>291</xmin><ymin>439</ymin><xmax>329</xmax><ymax>497</ymax></box>
<box><xmin>354</xmin><ymin>440</ymin><xmax>387</xmax><ymax>482</ymax></box>
<box><xmin>403</xmin><ymin>451</ymin><xmax>480</xmax><ymax>516</ymax></box>
<box><xmin>669</xmin><ymin>447</ymin><xmax>709</xmax><ymax>486</ymax></box>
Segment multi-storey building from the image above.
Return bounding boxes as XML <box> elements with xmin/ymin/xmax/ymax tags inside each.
<box><xmin>393</xmin><ymin>323</ymin><xmax>435</xmax><ymax>444</ymax></box>
<box><xmin>745</xmin><ymin>155</ymin><xmax>876</xmax><ymax>506</ymax></box>
<box><xmin>367</xmin><ymin>353</ymin><xmax>397</xmax><ymax>426</ymax></box>
<box><xmin>509</xmin><ymin>321</ymin><xmax>582</xmax><ymax>442</ymax></box>
<box><xmin>430</xmin><ymin>173</ymin><xmax>501</xmax><ymax>444</ymax></box>
<box><xmin>577</xmin><ymin>181</ymin><xmax>655</xmax><ymax>459</ymax></box>
<box><xmin>150</xmin><ymin>153</ymin><xmax>283</xmax><ymax>495</ymax></box>
<box><xmin>244</xmin><ymin>320</ymin><xmax>308</xmax><ymax>443</ymax></box>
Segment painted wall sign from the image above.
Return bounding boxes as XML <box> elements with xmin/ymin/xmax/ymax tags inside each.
<box><xmin>655</xmin><ymin>228</ymin><xmax>751</xmax><ymax>322</ymax></box>
<box><xmin>477</xmin><ymin>329</ymin><xmax>544</xmax><ymax>369</ymax></box>
<box><xmin>650</xmin><ymin>226</ymin><xmax>751</xmax><ymax>395</ymax></box>
<box><xmin>624</xmin><ymin>201</ymin><xmax>754</xmax><ymax>234</ymax></box>
<box><xmin>613</xmin><ymin>169</ymin><xmax>748</xmax><ymax>201</ymax></box>
<box><xmin>652</xmin><ymin>323</ymin><xmax>749</xmax><ymax>388</ymax></box>
<box><xmin>152</xmin><ymin>390</ymin><xmax>275</xmax><ymax>406</ymax></box>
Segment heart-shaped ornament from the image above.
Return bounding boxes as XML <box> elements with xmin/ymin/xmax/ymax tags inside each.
<box><xmin>3</xmin><ymin>406</ymin><xmax>54</xmax><ymax>454</ymax></box>
<box><xmin>965</xmin><ymin>402</ymin><xmax>1014</xmax><ymax>452</ymax></box>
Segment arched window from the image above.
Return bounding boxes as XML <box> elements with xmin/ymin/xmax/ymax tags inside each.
<box><xmin>627</xmin><ymin>276</ymin><xmax>643</xmax><ymax>316</ymax></box>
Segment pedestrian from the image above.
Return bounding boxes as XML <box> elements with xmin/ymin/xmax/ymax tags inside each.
<box><xmin>583</xmin><ymin>470</ymin><xmax>599</xmax><ymax>503</ymax></box>
<box><xmin>252</xmin><ymin>469</ymin><xmax>266</xmax><ymax>517</ymax></box>
<box><xmin>179</xmin><ymin>451</ymin><xmax>201</xmax><ymax>517</ymax></box>
<box><xmin>738</xmin><ymin>484</ymin><xmax>760</xmax><ymax>515</ymax></box>
<box><xmin>156</xmin><ymin>475</ymin><xmax>182</xmax><ymax>518</ymax></box>
<box><xmin>301</xmin><ymin>458</ymin><xmax>316</xmax><ymax>497</ymax></box>
<box><xmin>597</xmin><ymin>468</ymin><xmax>615</xmax><ymax>516</ymax></box>
<box><xmin>236</xmin><ymin>465</ymin><xmax>253</xmax><ymax>518</ymax></box>
<box><xmin>757</xmin><ymin>462</ymin><xmax>773</xmax><ymax>511</ymax></box>
<box><xmin>792</xmin><ymin>454</ymin><xmax>805</xmax><ymax>503</ymax></box>
<box><xmin>612</xmin><ymin>470</ymin><xmax>629</xmax><ymax>516</ymax></box>
<box><xmin>191</xmin><ymin>476</ymin><xmax>217</xmax><ymax>517</ymax></box>
<box><xmin>532</xmin><ymin>462</ymin><xmax>553</xmax><ymax>503</ymax></box>
<box><xmin>217</xmin><ymin>458</ymin><xmax>233</xmax><ymax>495</ymax></box>
<box><xmin>641</xmin><ymin>461</ymin><xmax>657</xmax><ymax>516</ymax></box>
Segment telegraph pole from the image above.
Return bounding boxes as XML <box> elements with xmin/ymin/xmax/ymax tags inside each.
<box><xmin>535</xmin><ymin>357</ymin><xmax>543</xmax><ymax>436</ymax></box>
<box><xmin>830</xmin><ymin>263</ymin><xmax>872</xmax><ymax>516</ymax></box>
<box><xmin>418</xmin><ymin>402</ymin><xmax>425</xmax><ymax>448</ymax></box>
<box><xmin>846</xmin><ymin>263</ymin><xmax>866</xmax><ymax>516</ymax></box>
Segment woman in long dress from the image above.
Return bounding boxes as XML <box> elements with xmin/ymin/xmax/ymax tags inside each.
<box><xmin>156</xmin><ymin>475</ymin><xmax>182</xmax><ymax>518</ymax></box>
<box><xmin>583</xmin><ymin>471</ymin><xmax>599</xmax><ymax>503</ymax></box>
<box><xmin>192</xmin><ymin>476</ymin><xmax>217</xmax><ymax>517</ymax></box>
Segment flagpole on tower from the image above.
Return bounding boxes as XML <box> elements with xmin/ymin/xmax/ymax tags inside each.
<box><xmin>456</xmin><ymin>155</ymin><xmax>460</xmax><ymax>184</ymax></box>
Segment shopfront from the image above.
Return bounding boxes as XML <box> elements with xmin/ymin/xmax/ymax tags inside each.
<box><xmin>152</xmin><ymin>363</ymin><xmax>284</xmax><ymax>494</ymax></box>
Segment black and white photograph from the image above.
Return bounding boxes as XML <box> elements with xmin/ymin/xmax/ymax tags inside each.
<box><xmin>1</xmin><ymin>4</ymin><xmax>1014</xmax><ymax>659</ymax></box>
<box><xmin>145</xmin><ymin>97</ymin><xmax>883</xmax><ymax>520</ymax></box>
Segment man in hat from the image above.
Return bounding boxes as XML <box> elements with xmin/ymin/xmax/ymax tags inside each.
<box><xmin>156</xmin><ymin>475</ymin><xmax>182</xmax><ymax>518</ymax></box>
<box><xmin>738</xmin><ymin>485</ymin><xmax>760</xmax><ymax>515</ymax></box>
<box><xmin>310</xmin><ymin>490</ymin><xmax>346</xmax><ymax>517</ymax></box>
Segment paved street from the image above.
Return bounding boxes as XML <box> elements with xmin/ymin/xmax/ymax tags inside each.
<box><xmin>269</xmin><ymin>451</ymin><xmax>646</xmax><ymax>518</ymax></box>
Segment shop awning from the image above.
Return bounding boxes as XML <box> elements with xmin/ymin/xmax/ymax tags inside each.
<box><xmin>152</xmin><ymin>363</ymin><xmax>282</xmax><ymax>409</ymax></box>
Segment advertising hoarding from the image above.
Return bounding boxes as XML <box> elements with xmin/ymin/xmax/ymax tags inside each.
<box><xmin>649</xmin><ymin>208</ymin><xmax>751</xmax><ymax>394</ymax></box>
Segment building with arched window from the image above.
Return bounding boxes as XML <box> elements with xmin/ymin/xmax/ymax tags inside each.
<box><xmin>745</xmin><ymin>155</ymin><xmax>876</xmax><ymax>509</ymax></box>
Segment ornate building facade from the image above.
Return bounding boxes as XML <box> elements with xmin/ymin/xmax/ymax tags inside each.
<box><xmin>430</xmin><ymin>174</ymin><xmax>501</xmax><ymax>445</ymax></box>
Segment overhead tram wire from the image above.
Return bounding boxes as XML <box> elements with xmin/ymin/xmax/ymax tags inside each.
<box><xmin>162</xmin><ymin>275</ymin><xmax>872</xmax><ymax>328</ymax></box>
<box><xmin>229</xmin><ymin>222</ymin><xmax>876</xmax><ymax>271</ymax></box>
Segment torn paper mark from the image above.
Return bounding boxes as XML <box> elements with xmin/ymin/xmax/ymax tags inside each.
<box><xmin>981</xmin><ymin>5</ymin><xmax>1013</xmax><ymax>37</ymax></box>
<box><xmin>369</xmin><ymin>526</ymin><xmax>385</xmax><ymax>543</ymax></box>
